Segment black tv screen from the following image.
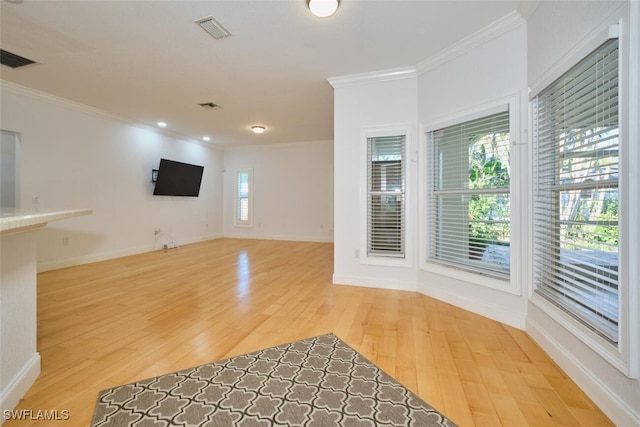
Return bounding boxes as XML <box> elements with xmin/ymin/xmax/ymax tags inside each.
<box><xmin>153</xmin><ymin>159</ymin><xmax>204</xmax><ymax>197</ymax></box>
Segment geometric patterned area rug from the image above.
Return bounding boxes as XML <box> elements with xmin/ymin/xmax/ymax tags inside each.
<box><xmin>91</xmin><ymin>333</ymin><xmax>457</xmax><ymax>426</ymax></box>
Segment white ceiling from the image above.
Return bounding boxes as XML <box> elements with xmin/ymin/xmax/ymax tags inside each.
<box><xmin>0</xmin><ymin>0</ymin><xmax>534</xmax><ymax>147</ymax></box>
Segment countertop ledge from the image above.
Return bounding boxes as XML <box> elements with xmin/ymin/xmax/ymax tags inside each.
<box><xmin>0</xmin><ymin>209</ymin><xmax>92</xmax><ymax>235</ymax></box>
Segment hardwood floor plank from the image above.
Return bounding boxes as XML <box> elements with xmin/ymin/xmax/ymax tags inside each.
<box><xmin>3</xmin><ymin>238</ymin><xmax>613</xmax><ymax>426</ymax></box>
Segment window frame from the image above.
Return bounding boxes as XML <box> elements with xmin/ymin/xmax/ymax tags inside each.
<box><xmin>528</xmin><ymin>21</ymin><xmax>637</xmax><ymax>378</ymax></box>
<box><xmin>234</xmin><ymin>168</ymin><xmax>253</xmax><ymax>227</ymax></box>
<box><xmin>421</xmin><ymin>97</ymin><xmax>521</xmax><ymax>294</ymax></box>
<box><xmin>360</xmin><ymin>126</ymin><xmax>412</xmax><ymax>267</ymax></box>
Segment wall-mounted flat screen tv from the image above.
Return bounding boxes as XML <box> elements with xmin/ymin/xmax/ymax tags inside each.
<box><xmin>153</xmin><ymin>158</ymin><xmax>204</xmax><ymax>197</ymax></box>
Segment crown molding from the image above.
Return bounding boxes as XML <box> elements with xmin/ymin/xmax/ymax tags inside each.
<box><xmin>327</xmin><ymin>11</ymin><xmax>524</xmax><ymax>88</ymax></box>
<box><xmin>1</xmin><ymin>80</ymin><xmax>218</xmax><ymax>149</ymax></box>
<box><xmin>1</xmin><ymin>79</ymin><xmax>132</xmax><ymax>124</ymax></box>
<box><xmin>327</xmin><ymin>66</ymin><xmax>417</xmax><ymax>89</ymax></box>
<box><xmin>221</xmin><ymin>138</ymin><xmax>333</xmax><ymax>152</ymax></box>
<box><xmin>416</xmin><ymin>11</ymin><xmax>525</xmax><ymax>76</ymax></box>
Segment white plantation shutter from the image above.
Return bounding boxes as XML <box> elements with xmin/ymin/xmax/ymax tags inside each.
<box><xmin>235</xmin><ymin>169</ymin><xmax>252</xmax><ymax>226</ymax></box>
<box><xmin>367</xmin><ymin>135</ymin><xmax>405</xmax><ymax>257</ymax></box>
<box><xmin>533</xmin><ymin>38</ymin><xmax>619</xmax><ymax>343</ymax></box>
<box><xmin>427</xmin><ymin>111</ymin><xmax>511</xmax><ymax>278</ymax></box>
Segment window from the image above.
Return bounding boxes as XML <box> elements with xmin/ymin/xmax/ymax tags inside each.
<box><xmin>426</xmin><ymin>111</ymin><xmax>511</xmax><ymax>279</ymax></box>
<box><xmin>235</xmin><ymin>169</ymin><xmax>252</xmax><ymax>227</ymax></box>
<box><xmin>367</xmin><ymin>134</ymin><xmax>405</xmax><ymax>257</ymax></box>
<box><xmin>533</xmin><ymin>39</ymin><xmax>619</xmax><ymax>344</ymax></box>
<box><xmin>1</xmin><ymin>130</ymin><xmax>20</xmax><ymax>209</ymax></box>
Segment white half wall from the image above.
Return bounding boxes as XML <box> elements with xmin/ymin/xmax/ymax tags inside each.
<box><xmin>1</xmin><ymin>83</ymin><xmax>224</xmax><ymax>272</ymax></box>
<box><xmin>222</xmin><ymin>140</ymin><xmax>334</xmax><ymax>243</ymax></box>
<box><xmin>0</xmin><ymin>232</ymin><xmax>40</xmax><ymax>422</ymax></box>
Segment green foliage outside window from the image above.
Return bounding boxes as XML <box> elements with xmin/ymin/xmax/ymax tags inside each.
<box><xmin>467</xmin><ymin>135</ymin><xmax>510</xmax><ymax>258</ymax></box>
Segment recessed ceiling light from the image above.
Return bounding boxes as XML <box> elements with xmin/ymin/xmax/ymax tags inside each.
<box><xmin>202</xmin><ymin>136</ymin><xmax>211</xmax><ymax>142</ymax></box>
<box><xmin>157</xmin><ymin>121</ymin><xmax>167</xmax><ymax>128</ymax></box>
<box><xmin>251</xmin><ymin>126</ymin><xmax>266</xmax><ymax>134</ymax></box>
<box><xmin>308</xmin><ymin>0</ymin><xmax>339</xmax><ymax>18</ymax></box>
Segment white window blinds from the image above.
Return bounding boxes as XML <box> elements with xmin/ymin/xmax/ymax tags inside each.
<box><xmin>427</xmin><ymin>111</ymin><xmax>511</xmax><ymax>278</ymax></box>
<box><xmin>367</xmin><ymin>135</ymin><xmax>405</xmax><ymax>257</ymax></box>
<box><xmin>533</xmin><ymin>38</ymin><xmax>619</xmax><ymax>343</ymax></box>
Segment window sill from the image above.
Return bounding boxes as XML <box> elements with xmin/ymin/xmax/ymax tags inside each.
<box><xmin>361</xmin><ymin>254</ymin><xmax>412</xmax><ymax>268</ymax></box>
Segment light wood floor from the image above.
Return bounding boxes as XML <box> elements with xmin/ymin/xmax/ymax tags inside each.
<box><xmin>7</xmin><ymin>239</ymin><xmax>612</xmax><ymax>426</ymax></box>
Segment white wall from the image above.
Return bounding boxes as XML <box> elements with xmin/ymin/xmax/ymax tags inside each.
<box><xmin>416</xmin><ymin>23</ymin><xmax>528</xmax><ymax>329</ymax></box>
<box><xmin>332</xmin><ymin>75</ymin><xmax>419</xmax><ymax>291</ymax></box>
<box><xmin>330</xmin><ymin>22</ymin><xmax>528</xmax><ymax>321</ymax></box>
<box><xmin>1</xmin><ymin>83</ymin><xmax>224</xmax><ymax>272</ymax></box>
<box><xmin>222</xmin><ymin>140</ymin><xmax>334</xmax><ymax>243</ymax></box>
<box><xmin>525</xmin><ymin>2</ymin><xmax>640</xmax><ymax>425</ymax></box>
<box><xmin>527</xmin><ymin>1</ymin><xmax>626</xmax><ymax>92</ymax></box>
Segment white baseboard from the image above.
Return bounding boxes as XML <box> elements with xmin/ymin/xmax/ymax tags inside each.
<box><xmin>36</xmin><ymin>234</ymin><xmax>225</xmax><ymax>273</ymax></box>
<box><xmin>416</xmin><ymin>281</ymin><xmax>526</xmax><ymax>329</ymax></box>
<box><xmin>35</xmin><ymin>233</ymin><xmax>329</xmax><ymax>273</ymax></box>
<box><xmin>37</xmin><ymin>245</ymin><xmax>150</xmax><ymax>272</ymax></box>
<box><xmin>527</xmin><ymin>317</ymin><xmax>640</xmax><ymax>426</ymax></box>
<box><xmin>223</xmin><ymin>233</ymin><xmax>334</xmax><ymax>243</ymax></box>
<box><xmin>177</xmin><ymin>234</ymin><xmax>224</xmax><ymax>246</ymax></box>
<box><xmin>332</xmin><ymin>275</ymin><xmax>416</xmax><ymax>292</ymax></box>
<box><xmin>0</xmin><ymin>353</ymin><xmax>40</xmax><ymax>426</ymax></box>
<box><xmin>331</xmin><ymin>276</ymin><xmax>525</xmax><ymax>329</ymax></box>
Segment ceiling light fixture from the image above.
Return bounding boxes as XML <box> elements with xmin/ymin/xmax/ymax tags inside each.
<box><xmin>157</xmin><ymin>121</ymin><xmax>167</xmax><ymax>128</ymax></box>
<box><xmin>308</xmin><ymin>0</ymin><xmax>339</xmax><ymax>18</ymax></box>
<box><xmin>202</xmin><ymin>136</ymin><xmax>211</xmax><ymax>142</ymax></box>
<box><xmin>251</xmin><ymin>126</ymin><xmax>266</xmax><ymax>134</ymax></box>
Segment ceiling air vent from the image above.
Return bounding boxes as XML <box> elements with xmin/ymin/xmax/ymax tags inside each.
<box><xmin>195</xmin><ymin>16</ymin><xmax>232</xmax><ymax>40</ymax></box>
<box><xmin>1</xmin><ymin>49</ymin><xmax>36</xmax><ymax>69</ymax></box>
<box><xmin>199</xmin><ymin>102</ymin><xmax>222</xmax><ymax>110</ymax></box>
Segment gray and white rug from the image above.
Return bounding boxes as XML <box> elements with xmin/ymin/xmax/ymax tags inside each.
<box><xmin>91</xmin><ymin>333</ymin><xmax>457</xmax><ymax>426</ymax></box>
